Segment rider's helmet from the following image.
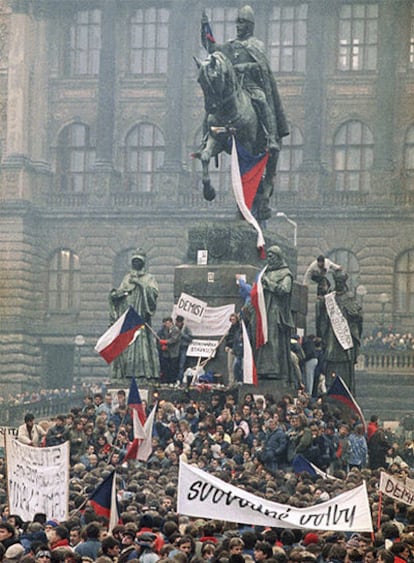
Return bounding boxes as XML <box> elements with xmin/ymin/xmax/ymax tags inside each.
<box><xmin>237</xmin><ymin>5</ymin><xmax>255</xmax><ymax>24</ymax></box>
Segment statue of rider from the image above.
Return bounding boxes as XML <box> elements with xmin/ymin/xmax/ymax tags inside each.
<box><xmin>201</xmin><ymin>5</ymin><xmax>289</xmax><ymax>154</ymax></box>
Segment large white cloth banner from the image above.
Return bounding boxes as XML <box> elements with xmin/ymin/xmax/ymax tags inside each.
<box><xmin>325</xmin><ymin>292</ymin><xmax>354</xmax><ymax>350</ymax></box>
<box><xmin>6</xmin><ymin>435</ymin><xmax>69</xmax><ymax>521</ymax></box>
<box><xmin>173</xmin><ymin>304</ymin><xmax>235</xmax><ymax>337</ymax></box>
<box><xmin>379</xmin><ymin>471</ymin><xmax>414</xmax><ymax>506</ymax></box>
<box><xmin>178</xmin><ymin>461</ymin><xmax>373</xmax><ymax>532</ymax></box>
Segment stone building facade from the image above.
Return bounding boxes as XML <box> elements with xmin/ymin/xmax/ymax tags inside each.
<box><xmin>0</xmin><ymin>0</ymin><xmax>413</xmax><ymax>392</ymax></box>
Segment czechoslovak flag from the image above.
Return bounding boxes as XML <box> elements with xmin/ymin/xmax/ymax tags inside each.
<box><xmin>88</xmin><ymin>470</ymin><xmax>121</xmax><ymax>531</ymax></box>
<box><xmin>95</xmin><ymin>307</ymin><xmax>145</xmax><ymax>364</ymax></box>
<box><xmin>231</xmin><ymin>136</ymin><xmax>268</xmax><ymax>255</ymax></box>
<box><xmin>241</xmin><ymin>320</ymin><xmax>257</xmax><ymax>386</ymax></box>
<box><xmin>250</xmin><ymin>267</ymin><xmax>268</xmax><ymax>349</ymax></box>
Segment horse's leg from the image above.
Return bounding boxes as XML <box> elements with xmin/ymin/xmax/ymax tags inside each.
<box><xmin>200</xmin><ymin>135</ymin><xmax>221</xmax><ymax>201</ymax></box>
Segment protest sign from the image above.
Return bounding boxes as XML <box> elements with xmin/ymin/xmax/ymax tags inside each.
<box><xmin>176</xmin><ymin>293</ymin><xmax>207</xmax><ymax>324</ymax></box>
<box><xmin>6</xmin><ymin>435</ymin><xmax>69</xmax><ymax>521</ymax></box>
<box><xmin>187</xmin><ymin>340</ymin><xmax>219</xmax><ymax>358</ymax></box>
<box><xmin>178</xmin><ymin>460</ymin><xmax>373</xmax><ymax>532</ymax></box>
<box><xmin>0</xmin><ymin>427</ymin><xmax>17</xmax><ymax>449</ymax></box>
<box><xmin>379</xmin><ymin>471</ymin><xmax>414</xmax><ymax>507</ymax></box>
<box><xmin>173</xmin><ymin>303</ymin><xmax>235</xmax><ymax>336</ymax></box>
<box><xmin>325</xmin><ymin>292</ymin><xmax>353</xmax><ymax>350</ymax></box>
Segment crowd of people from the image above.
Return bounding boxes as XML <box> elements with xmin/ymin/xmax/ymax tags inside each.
<box><xmin>362</xmin><ymin>332</ymin><xmax>414</xmax><ymax>353</ymax></box>
<box><xmin>0</xmin><ymin>383</ymin><xmax>413</xmax><ymax>563</ymax></box>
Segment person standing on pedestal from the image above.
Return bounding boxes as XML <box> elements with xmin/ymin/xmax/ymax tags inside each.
<box><xmin>109</xmin><ymin>248</ymin><xmax>160</xmax><ymax>381</ymax></box>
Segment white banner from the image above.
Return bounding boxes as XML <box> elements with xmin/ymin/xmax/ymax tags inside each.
<box><xmin>178</xmin><ymin>461</ymin><xmax>373</xmax><ymax>532</ymax></box>
<box><xmin>187</xmin><ymin>340</ymin><xmax>219</xmax><ymax>358</ymax></box>
<box><xmin>379</xmin><ymin>471</ymin><xmax>414</xmax><ymax>506</ymax></box>
<box><xmin>0</xmin><ymin>427</ymin><xmax>17</xmax><ymax>448</ymax></box>
<box><xmin>173</xmin><ymin>303</ymin><xmax>235</xmax><ymax>337</ymax></box>
<box><xmin>325</xmin><ymin>292</ymin><xmax>353</xmax><ymax>350</ymax></box>
<box><xmin>176</xmin><ymin>293</ymin><xmax>208</xmax><ymax>324</ymax></box>
<box><xmin>6</xmin><ymin>435</ymin><xmax>69</xmax><ymax>521</ymax></box>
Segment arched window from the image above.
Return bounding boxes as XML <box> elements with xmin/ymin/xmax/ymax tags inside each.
<box><xmin>327</xmin><ymin>249</ymin><xmax>360</xmax><ymax>293</ymax></box>
<box><xmin>124</xmin><ymin>123</ymin><xmax>165</xmax><ymax>192</ymax></box>
<box><xmin>113</xmin><ymin>248</ymin><xmax>134</xmax><ymax>289</ymax></box>
<box><xmin>128</xmin><ymin>8</ymin><xmax>169</xmax><ymax>75</ymax></box>
<box><xmin>333</xmin><ymin>120</ymin><xmax>373</xmax><ymax>192</ymax></box>
<box><xmin>395</xmin><ymin>249</ymin><xmax>414</xmax><ymax>314</ymax></box>
<box><xmin>403</xmin><ymin>124</ymin><xmax>414</xmax><ymax>190</ymax></box>
<box><xmin>48</xmin><ymin>249</ymin><xmax>80</xmax><ymax>312</ymax></box>
<box><xmin>66</xmin><ymin>9</ymin><xmax>101</xmax><ymax>76</ymax></box>
<box><xmin>275</xmin><ymin>125</ymin><xmax>303</xmax><ymax>191</ymax></box>
<box><xmin>57</xmin><ymin>123</ymin><xmax>95</xmax><ymax>192</ymax></box>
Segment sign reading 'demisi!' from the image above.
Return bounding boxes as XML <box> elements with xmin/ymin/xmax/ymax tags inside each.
<box><xmin>176</xmin><ymin>293</ymin><xmax>208</xmax><ymax>324</ymax></box>
<box><xmin>178</xmin><ymin>461</ymin><xmax>373</xmax><ymax>532</ymax></box>
<box><xmin>380</xmin><ymin>471</ymin><xmax>414</xmax><ymax>506</ymax></box>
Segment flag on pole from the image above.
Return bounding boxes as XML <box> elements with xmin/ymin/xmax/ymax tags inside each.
<box><xmin>241</xmin><ymin>320</ymin><xmax>257</xmax><ymax>386</ymax></box>
<box><xmin>127</xmin><ymin>377</ymin><xmax>147</xmax><ymax>426</ymax></box>
<box><xmin>250</xmin><ymin>267</ymin><xmax>268</xmax><ymax>348</ymax></box>
<box><xmin>292</xmin><ymin>454</ymin><xmax>337</xmax><ymax>480</ymax></box>
<box><xmin>201</xmin><ymin>18</ymin><xmax>216</xmax><ymax>49</ymax></box>
<box><xmin>95</xmin><ymin>307</ymin><xmax>144</xmax><ymax>364</ymax></box>
<box><xmin>88</xmin><ymin>470</ymin><xmax>120</xmax><ymax>531</ymax></box>
<box><xmin>231</xmin><ymin>136</ymin><xmax>268</xmax><ymax>255</ymax></box>
<box><xmin>327</xmin><ymin>375</ymin><xmax>366</xmax><ymax>431</ymax></box>
<box><xmin>123</xmin><ymin>403</ymin><xmax>157</xmax><ymax>462</ymax></box>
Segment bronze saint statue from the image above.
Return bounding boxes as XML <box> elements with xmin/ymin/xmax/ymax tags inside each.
<box><xmin>250</xmin><ymin>245</ymin><xmax>294</xmax><ymax>381</ymax></box>
<box><xmin>109</xmin><ymin>248</ymin><xmax>160</xmax><ymax>381</ymax></box>
<box><xmin>320</xmin><ymin>270</ymin><xmax>363</xmax><ymax>394</ymax></box>
<box><xmin>195</xmin><ymin>5</ymin><xmax>289</xmax><ymax>220</ymax></box>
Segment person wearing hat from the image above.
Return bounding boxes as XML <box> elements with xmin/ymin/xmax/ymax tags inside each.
<box><xmin>109</xmin><ymin>248</ymin><xmax>160</xmax><ymax>381</ymax></box>
<box><xmin>17</xmin><ymin>413</ymin><xmax>46</xmax><ymax>447</ymax></box>
<box><xmin>118</xmin><ymin>529</ymin><xmax>139</xmax><ymax>563</ymax></box>
<box><xmin>135</xmin><ymin>533</ymin><xmax>159</xmax><ymax>563</ymax></box>
<box><xmin>35</xmin><ymin>549</ymin><xmax>52</xmax><ymax>563</ymax></box>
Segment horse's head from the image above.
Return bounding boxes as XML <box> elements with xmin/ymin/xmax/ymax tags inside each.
<box><xmin>195</xmin><ymin>52</ymin><xmax>236</xmax><ymax>114</ymax></box>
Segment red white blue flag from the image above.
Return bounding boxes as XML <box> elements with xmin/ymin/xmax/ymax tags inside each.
<box><xmin>127</xmin><ymin>377</ymin><xmax>147</xmax><ymax>425</ymax></box>
<box><xmin>231</xmin><ymin>136</ymin><xmax>268</xmax><ymax>255</ymax></box>
<box><xmin>327</xmin><ymin>375</ymin><xmax>366</xmax><ymax>431</ymax></box>
<box><xmin>241</xmin><ymin>320</ymin><xmax>257</xmax><ymax>386</ymax></box>
<box><xmin>250</xmin><ymin>267</ymin><xmax>268</xmax><ymax>349</ymax></box>
<box><xmin>95</xmin><ymin>307</ymin><xmax>144</xmax><ymax>364</ymax></box>
<box><xmin>201</xmin><ymin>19</ymin><xmax>216</xmax><ymax>49</ymax></box>
<box><xmin>124</xmin><ymin>402</ymin><xmax>157</xmax><ymax>462</ymax></box>
<box><xmin>88</xmin><ymin>470</ymin><xmax>120</xmax><ymax>531</ymax></box>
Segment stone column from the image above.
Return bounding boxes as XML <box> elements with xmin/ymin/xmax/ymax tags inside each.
<box><xmin>92</xmin><ymin>0</ymin><xmax>121</xmax><ymax>204</ymax></box>
<box><xmin>371</xmin><ymin>1</ymin><xmax>401</xmax><ymax>200</ymax></box>
<box><xmin>298</xmin><ymin>0</ymin><xmax>331</xmax><ymax>200</ymax></box>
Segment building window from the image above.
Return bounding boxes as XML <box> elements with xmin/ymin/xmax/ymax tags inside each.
<box><xmin>67</xmin><ymin>9</ymin><xmax>101</xmax><ymax>76</ymax></box>
<box><xmin>128</xmin><ymin>8</ymin><xmax>169</xmax><ymax>75</ymax></box>
<box><xmin>403</xmin><ymin>125</ymin><xmax>414</xmax><ymax>190</ymax></box>
<box><xmin>268</xmin><ymin>4</ymin><xmax>307</xmax><ymax>73</ymax></box>
<box><xmin>275</xmin><ymin>125</ymin><xmax>303</xmax><ymax>191</ymax></box>
<box><xmin>410</xmin><ymin>6</ymin><xmax>414</xmax><ymax>69</ymax></box>
<box><xmin>48</xmin><ymin>249</ymin><xmax>80</xmax><ymax>312</ymax></box>
<box><xmin>124</xmin><ymin>123</ymin><xmax>165</xmax><ymax>192</ymax></box>
<box><xmin>338</xmin><ymin>4</ymin><xmax>378</xmax><ymax>71</ymax></box>
<box><xmin>395</xmin><ymin>249</ymin><xmax>414</xmax><ymax>314</ymax></box>
<box><xmin>333</xmin><ymin>120</ymin><xmax>373</xmax><ymax>192</ymax></box>
<box><xmin>328</xmin><ymin>249</ymin><xmax>360</xmax><ymax>293</ymax></box>
<box><xmin>57</xmin><ymin>123</ymin><xmax>95</xmax><ymax>193</ymax></box>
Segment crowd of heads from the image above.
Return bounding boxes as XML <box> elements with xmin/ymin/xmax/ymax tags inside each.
<box><xmin>0</xmin><ymin>383</ymin><xmax>414</xmax><ymax>563</ymax></box>
<box><xmin>363</xmin><ymin>332</ymin><xmax>414</xmax><ymax>353</ymax></box>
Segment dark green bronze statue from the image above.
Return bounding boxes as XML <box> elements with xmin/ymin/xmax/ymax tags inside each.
<box><xmin>109</xmin><ymin>249</ymin><xmax>160</xmax><ymax>381</ymax></box>
<box><xmin>195</xmin><ymin>5</ymin><xmax>289</xmax><ymax>220</ymax></box>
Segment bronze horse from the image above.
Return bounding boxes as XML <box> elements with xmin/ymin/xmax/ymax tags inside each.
<box><xmin>194</xmin><ymin>51</ymin><xmax>279</xmax><ymax>220</ymax></box>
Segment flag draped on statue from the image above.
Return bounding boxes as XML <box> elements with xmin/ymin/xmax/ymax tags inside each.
<box><xmin>94</xmin><ymin>307</ymin><xmax>145</xmax><ymax>364</ymax></box>
<box><xmin>241</xmin><ymin>320</ymin><xmax>257</xmax><ymax>386</ymax></box>
<box><xmin>231</xmin><ymin>136</ymin><xmax>268</xmax><ymax>255</ymax></box>
<box><xmin>88</xmin><ymin>470</ymin><xmax>120</xmax><ymax>531</ymax></box>
<box><xmin>250</xmin><ymin>267</ymin><xmax>268</xmax><ymax>348</ymax></box>
<box><xmin>327</xmin><ymin>375</ymin><xmax>366</xmax><ymax>431</ymax></box>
